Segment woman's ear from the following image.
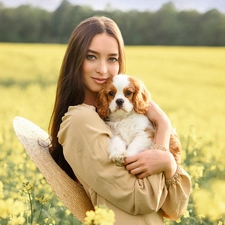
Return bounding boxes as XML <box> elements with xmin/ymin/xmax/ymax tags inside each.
<box><xmin>96</xmin><ymin>89</ymin><xmax>109</xmax><ymax>119</ymax></box>
<box><xmin>131</xmin><ymin>77</ymin><xmax>151</xmax><ymax>114</ymax></box>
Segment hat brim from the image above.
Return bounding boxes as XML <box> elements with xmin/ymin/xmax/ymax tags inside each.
<box><xmin>13</xmin><ymin>116</ymin><xmax>93</xmax><ymax>223</ymax></box>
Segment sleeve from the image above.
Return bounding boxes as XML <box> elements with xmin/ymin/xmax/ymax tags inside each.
<box><xmin>58</xmin><ymin>106</ymin><xmax>168</xmax><ymax>215</ymax></box>
<box><xmin>161</xmin><ymin>165</ymin><xmax>191</xmax><ymax>220</ymax></box>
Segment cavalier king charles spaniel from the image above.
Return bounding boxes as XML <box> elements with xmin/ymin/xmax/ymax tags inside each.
<box><xmin>96</xmin><ymin>74</ymin><xmax>181</xmax><ymax>166</ymax></box>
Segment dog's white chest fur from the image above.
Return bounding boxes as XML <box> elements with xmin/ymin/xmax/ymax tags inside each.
<box><xmin>96</xmin><ymin>74</ymin><xmax>155</xmax><ymax>166</ymax></box>
<box><xmin>97</xmin><ymin>74</ymin><xmax>181</xmax><ymax>166</ymax></box>
<box><xmin>106</xmin><ymin>112</ymin><xmax>154</xmax><ymax>166</ymax></box>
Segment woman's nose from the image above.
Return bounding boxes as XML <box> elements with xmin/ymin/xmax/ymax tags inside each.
<box><xmin>96</xmin><ymin>61</ymin><xmax>107</xmax><ymax>75</ymax></box>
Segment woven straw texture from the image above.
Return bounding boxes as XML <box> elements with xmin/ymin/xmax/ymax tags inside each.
<box><xmin>13</xmin><ymin>116</ymin><xmax>94</xmax><ymax>223</ymax></box>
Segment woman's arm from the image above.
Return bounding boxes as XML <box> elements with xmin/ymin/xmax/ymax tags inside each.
<box><xmin>125</xmin><ymin>101</ymin><xmax>191</xmax><ymax>220</ymax></box>
<box><xmin>58</xmin><ymin>105</ymin><xmax>169</xmax><ymax>215</ymax></box>
<box><xmin>125</xmin><ymin>101</ymin><xmax>177</xmax><ymax>179</ymax></box>
<box><xmin>125</xmin><ymin>150</ymin><xmax>177</xmax><ymax>179</ymax></box>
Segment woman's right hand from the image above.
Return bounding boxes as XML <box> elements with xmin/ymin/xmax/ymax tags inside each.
<box><xmin>130</xmin><ymin>100</ymin><xmax>177</xmax><ymax>179</ymax></box>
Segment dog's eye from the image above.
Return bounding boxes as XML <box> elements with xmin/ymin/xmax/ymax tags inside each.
<box><xmin>108</xmin><ymin>91</ymin><xmax>115</xmax><ymax>97</ymax></box>
<box><xmin>125</xmin><ymin>90</ymin><xmax>132</xmax><ymax>96</ymax></box>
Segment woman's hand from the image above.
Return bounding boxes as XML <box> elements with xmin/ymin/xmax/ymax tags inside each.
<box><xmin>146</xmin><ymin>100</ymin><xmax>171</xmax><ymax>129</ymax></box>
<box><xmin>125</xmin><ymin>150</ymin><xmax>177</xmax><ymax>179</ymax></box>
<box><xmin>125</xmin><ymin>100</ymin><xmax>177</xmax><ymax>179</ymax></box>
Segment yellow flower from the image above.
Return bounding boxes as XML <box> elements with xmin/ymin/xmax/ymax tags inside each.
<box><xmin>183</xmin><ymin>210</ymin><xmax>190</xmax><ymax>218</ymax></box>
<box><xmin>8</xmin><ymin>215</ymin><xmax>26</xmax><ymax>225</ymax></box>
<box><xmin>0</xmin><ymin>199</ymin><xmax>8</xmax><ymax>218</ymax></box>
<box><xmin>0</xmin><ymin>181</ymin><xmax>4</xmax><ymax>199</ymax></box>
<box><xmin>0</xmin><ymin>198</ymin><xmax>25</xmax><ymax>218</ymax></box>
<box><xmin>84</xmin><ymin>210</ymin><xmax>95</xmax><ymax>224</ymax></box>
<box><xmin>21</xmin><ymin>182</ymin><xmax>34</xmax><ymax>195</ymax></box>
<box><xmin>44</xmin><ymin>217</ymin><xmax>56</xmax><ymax>225</ymax></box>
<box><xmin>44</xmin><ymin>218</ymin><xmax>49</xmax><ymax>223</ymax></box>
<box><xmin>35</xmin><ymin>195</ymin><xmax>48</xmax><ymax>204</ymax></box>
<box><xmin>84</xmin><ymin>205</ymin><xmax>115</xmax><ymax>225</ymax></box>
<box><xmin>65</xmin><ymin>209</ymin><xmax>71</xmax><ymax>215</ymax></box>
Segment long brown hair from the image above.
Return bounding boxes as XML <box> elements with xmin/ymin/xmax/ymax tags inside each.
<box><xmin>49</xmin><ymin>16</ymin><xmax>126</xmax><ymax>181</ymax></box>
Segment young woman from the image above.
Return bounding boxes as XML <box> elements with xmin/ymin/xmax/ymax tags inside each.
<box><xmin>49</xmin><ymin>16</ymin><xmax>191</xmax><ymax>225</ymax></box>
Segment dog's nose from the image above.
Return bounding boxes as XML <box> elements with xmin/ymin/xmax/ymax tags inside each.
<box><xmin>116</xmin><ymin>98</ymin><xmax>124</xmax><ymax>106</ymax></box>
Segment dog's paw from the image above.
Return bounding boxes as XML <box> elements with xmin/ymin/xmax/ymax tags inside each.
<box><xmin>112</xmin><ymin>155</ymin><xmax>125</xmax><ymax>167</ymax></box>
<box><xmin>109</xmin><ymin>152</ymin><xmax>126</xmax><ymax>167</ymax></box>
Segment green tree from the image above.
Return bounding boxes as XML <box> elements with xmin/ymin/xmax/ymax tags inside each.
<box><xmin>51</xmin><ymin>0</ymin><xmax>95</xmax><ymax>43</ymax></box>
<box><xmin>0</xmin><ymin>0</ymin><xmax>225</xmax><ymax>45</ymax></box>
<box><xmin>198</xmin><ymin>9</ymin><xmax>225</xmax><ymax>46</ymax></box>
<box><xmin>0</xmin><ymin>4</ymin><xmax>51</xmax><ymax>42</ymax></box>
<box><xmin>149</xmin><ymin>2</ymin><xmax>179</xmax><ymax>45</ymax></box>
<box><xmin>176</xmin><ymin>10</ymin><xmax>201</xmax><ymax>45</ymax></box>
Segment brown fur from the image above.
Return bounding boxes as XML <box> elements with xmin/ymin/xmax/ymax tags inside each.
<box><xmin>129</xmin><ymin>76</ymin><xmax>151</xmax><ymax>114</ymax></box>
<box><xmin>96</xmin><ymin>76</ymin><xmax>113</xmax><ymax>119</ymax></box>
<box><xmin>96</xmin><ymin>75</ymin><xmax>181</xmax><ymax>165</ymax></box>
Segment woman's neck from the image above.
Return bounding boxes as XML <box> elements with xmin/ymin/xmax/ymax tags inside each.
<box><xmin>83</xmin><ymin>95</ymin><xmax>97</xmax><ymax>107</ymax></box>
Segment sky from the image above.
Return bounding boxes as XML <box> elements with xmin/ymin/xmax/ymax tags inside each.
<box><xmin>1</xmin><ymin>0</ymin><xmax>225</xmax><ymax>13</ymax></box>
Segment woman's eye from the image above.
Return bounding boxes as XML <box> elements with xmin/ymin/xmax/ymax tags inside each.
<box><xmin>108</xmin><ymin>57</ymin><xmax>118</xmax><ymax>62</ymax></box>
<box><xmin>108</xmin><ymin>91</ymin><xmax>115</xmax><ymax>97</ymax></box>
<box><xmin>86</xmin><ymin>54</ymin><xmax>96</xmax><ymax>60</ymax></box>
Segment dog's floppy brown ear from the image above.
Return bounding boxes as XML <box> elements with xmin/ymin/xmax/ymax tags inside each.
<box><xmin>131</xmin><ymin>77</ymin><xmax>151</xmax><ymax>114</ymax></box>
<box><xmin>96</xmin><ymin>85</ymin><xmax>110</xmax><ymax>119</ymax></box>
<box><xmin>169</xmin><ymin>130</ymin><xmax>182</xmax><ymax>165</ymax></box>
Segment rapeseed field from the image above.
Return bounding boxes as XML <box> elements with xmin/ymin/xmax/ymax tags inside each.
<box><xmin>0</xmin><ymin>43</ymin><xmax>224</xmax><ymax>224</ymax></box>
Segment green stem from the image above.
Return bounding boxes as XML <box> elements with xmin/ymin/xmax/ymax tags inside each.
<box><xmin>37</xmin><ymin>204</ymin><xmax>44</xmax><ymax>223</ymax></box>
<box><xmin>185</xmin><ymin>127</ymin><xmax>192</xmax><ymax>168</ymax></box>
<box><xmin>28</xmin><ymin>193</ymin><xmax>33</xmax><ymax>224</ymax></box>
<box><xmin>26</xmin><ymin>209</ymin><xmax>29</xmax><ymax>225</ymax></box>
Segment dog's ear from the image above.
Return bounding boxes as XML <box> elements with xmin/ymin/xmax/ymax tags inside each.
<box><xmin>96</xmin><ymin>86</ymin><xmax>110</xmax><ymax>119</ymax></box>
<box><xmin>169</xmin><ymin>130</ymin><xmax>182</xmax><ymax>165</ymax></box>
<box><xmin>131</xmin><ymin>77</ymin><xmax>151</xmax><ymax>114</ymax></box>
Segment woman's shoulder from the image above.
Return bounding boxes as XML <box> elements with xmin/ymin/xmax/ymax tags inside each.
<box><xmin>62</xmin><ymin>104</ymin><xmax>98</xmax><ymax>124</ymax></box>
<box><xmin>58</xmin><ymin>103</ymin><xmax>111</xmax><ymax>140</ymax></box>
<box><xmin>68</xmin><ymin>104</ymin><xmax>96</xmax><ymax>115</ymax></box>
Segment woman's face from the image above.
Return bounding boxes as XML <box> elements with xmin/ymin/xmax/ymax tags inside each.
<box><xmin>82</xmin><ymin>33</ymin><xmax>119</xmax><ymax>105</ymax></box>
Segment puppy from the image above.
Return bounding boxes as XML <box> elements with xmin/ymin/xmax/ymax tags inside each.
<box><xmin>96</xmin><ymin>74</ymin><xmax>181</xmax><ymax>166</ymax></box>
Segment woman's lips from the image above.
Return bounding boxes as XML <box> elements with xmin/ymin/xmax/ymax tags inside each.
<box><xmin>92</xmin><ymin>77</ymin><xmax>108</xmax><ymax>84</ymax></box>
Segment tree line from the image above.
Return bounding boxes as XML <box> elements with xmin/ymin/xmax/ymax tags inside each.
<box><xmin>0</xmin><ymin>0</ymin><xmax>225</xmax><ymax>46</ymax></box>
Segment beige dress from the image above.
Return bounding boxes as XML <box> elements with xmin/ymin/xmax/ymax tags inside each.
<box><xmin>58</xmin><ymin>104</ymin><xmax>191</xmax><ymax>225</ymax></box>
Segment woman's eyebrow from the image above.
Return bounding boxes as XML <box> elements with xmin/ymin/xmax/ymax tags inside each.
<box><xmin>109</xmin><ymin>53</ymin><xmax>119</xmax><ymax>57</ymax></box>
<box><xmin>87</xmin><ymin>49</ymin><xmax>99</xmax><ymax>54</ymax></box>
<box><xmin>87</xmin><ymin>49</ymin><xmax>118</xmax><ymax>56</ymax></box>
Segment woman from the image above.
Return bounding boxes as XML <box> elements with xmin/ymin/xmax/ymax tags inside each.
<box><xmin>49</xmin><ymin>16</ymin><xmax>191</xmax><ymax>225</ymax></box>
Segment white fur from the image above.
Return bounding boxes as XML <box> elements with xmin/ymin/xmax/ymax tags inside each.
<box><xmin>109</xmin><ymin>75</ymin><xmax>133</xmax><ymax>114</ymax></box>
<box><xmin>105</xmin><ymin>75</ymin><xmax>154</xmax><ymax>166</ymax></box>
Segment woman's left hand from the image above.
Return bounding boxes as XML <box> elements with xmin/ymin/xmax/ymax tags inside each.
<box><xmin>125</xmin><ymin>149</ymin><xmax>177</xmax><ymax>179</ymax></box>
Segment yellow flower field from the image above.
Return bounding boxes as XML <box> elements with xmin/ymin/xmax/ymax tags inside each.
<box><xmin>0</xmin><ymin>43</ymin><xmax>225</xmax><ymax>224</ymax></box>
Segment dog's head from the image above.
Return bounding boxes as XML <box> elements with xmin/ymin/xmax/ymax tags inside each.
<box><xmin>96</xmin><ymin>74</ymin><xmax>151</xmax><ymax>119</ymax></box>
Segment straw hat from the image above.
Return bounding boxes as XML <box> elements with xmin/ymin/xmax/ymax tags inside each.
<box><xmin>13</xmin><ymin>116</ymin><xmax>94</xmax><ymax>223</ymax></box>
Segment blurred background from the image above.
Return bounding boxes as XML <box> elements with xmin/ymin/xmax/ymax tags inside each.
<box><xmin>0</xmin><ymin>0</ymin><xmax>225</xmax><ymax>45</ymax></box>
<box><xmin>0</xmin><ymin>1</ymin><xmax>225</xmax><ymax>225</ymax></box>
